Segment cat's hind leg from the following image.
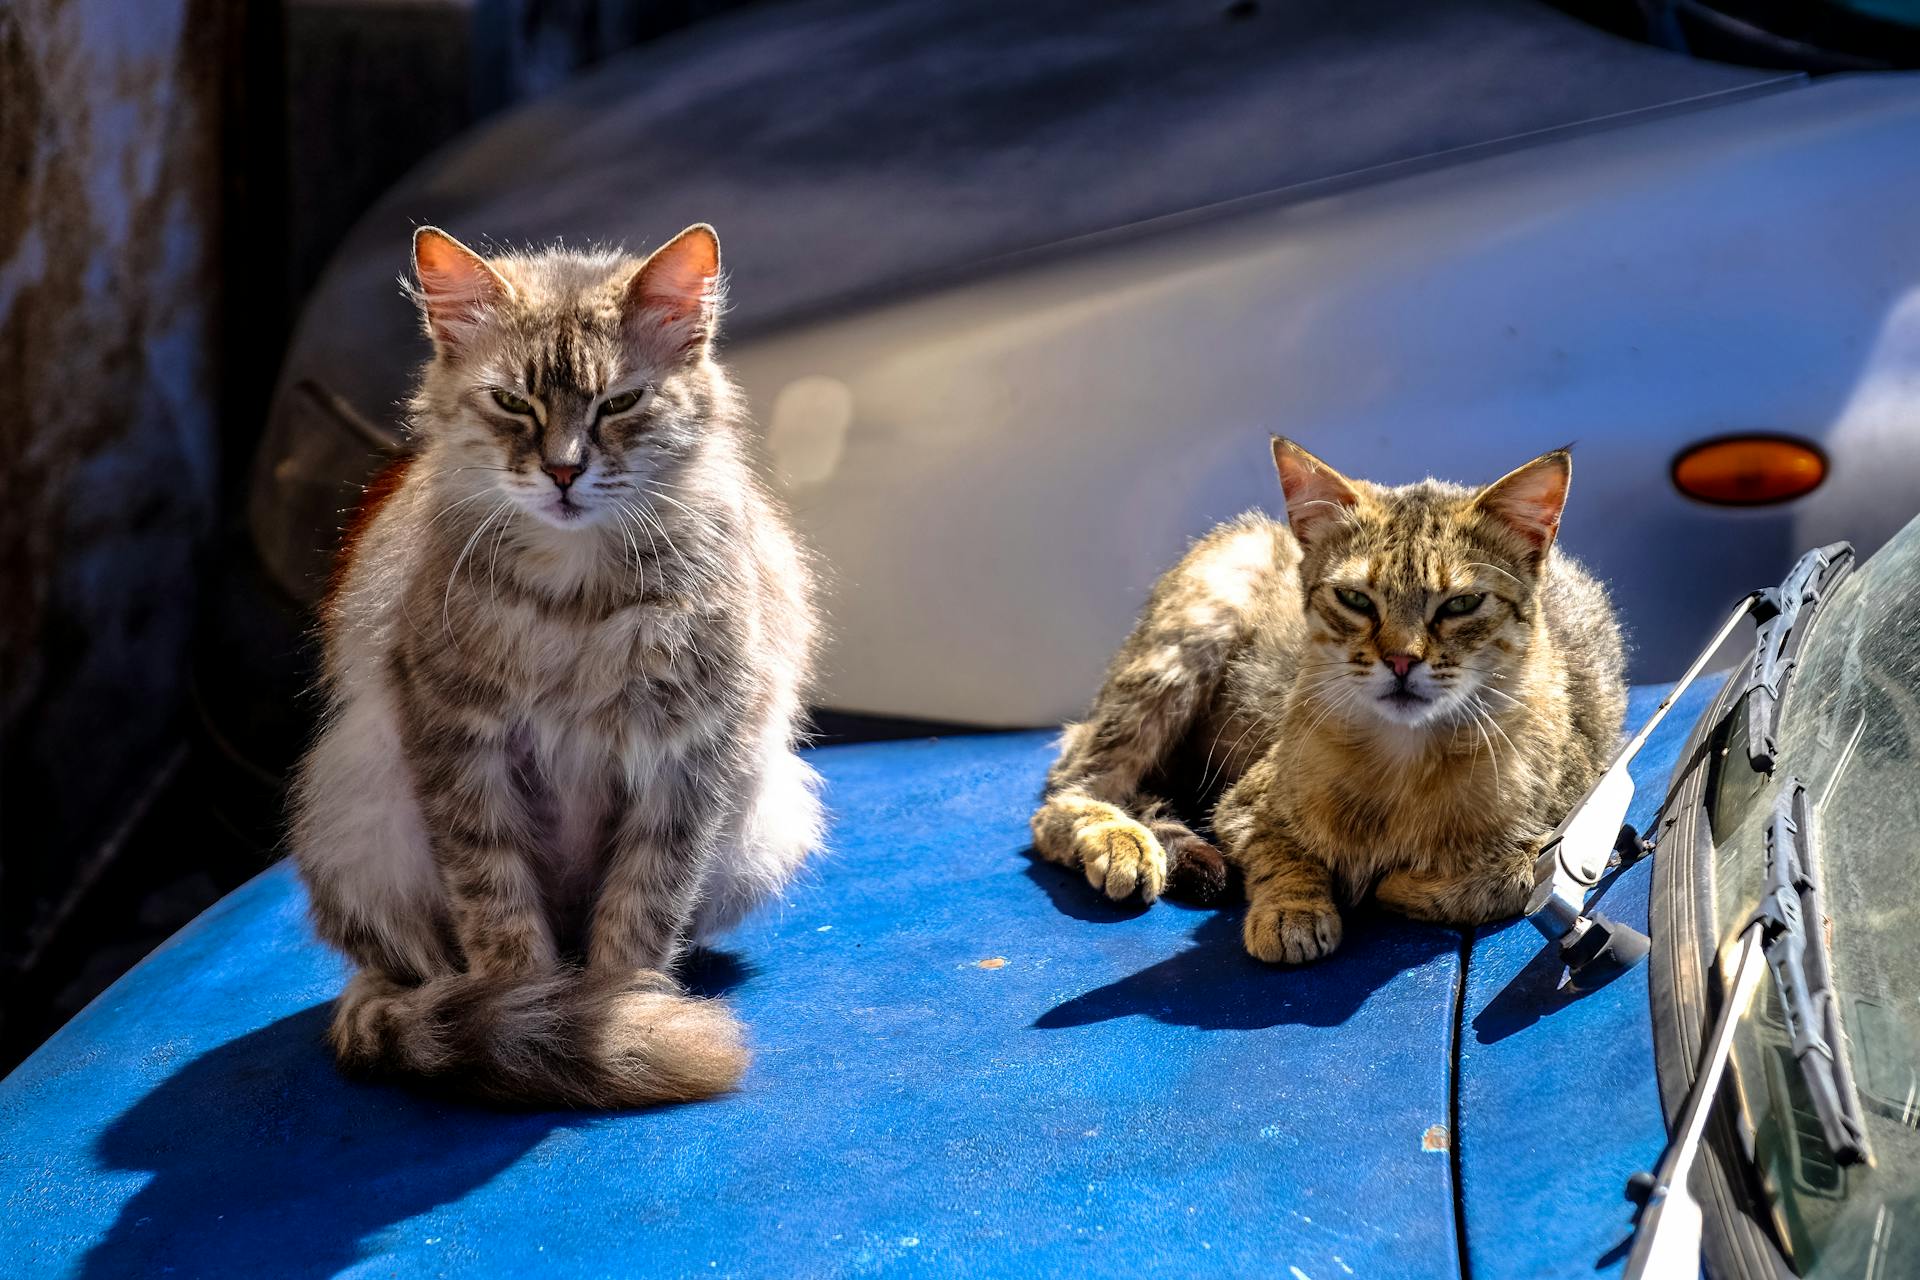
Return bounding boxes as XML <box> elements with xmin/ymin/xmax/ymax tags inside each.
<box><xmin>1031</xmin><ymin>519</ymin><xmax>1281</xmax><ymax>904</ymax></box>
<box><xmin>1032</xmin><ymin>784</ymin><xmax>1172</xmax><ymax>903</ymax></box>
<box><xmin>292</xmin><ymin>682</ymin><xmax>452</xmax><ymax>983</ymax></box>
<box><xmin>1029</xmin><ymin>784</ymin><xmax>1231</xmax><ymax>904</ymax></box>
<box><xmin>693</xmin><ymin>748</ymin><xmax>825</xmax><ymax>944</ymax></box>
<box><xmin>1138</xmin><ymin>800</ymin><xmax>1234</xmax><ymax>903</ymax></box>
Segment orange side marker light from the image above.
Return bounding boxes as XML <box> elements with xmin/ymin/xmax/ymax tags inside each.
<box><xmin>1672</xmin><ymin>435</ymin><xmax>1826</xmax><ymax>506</ymax></box>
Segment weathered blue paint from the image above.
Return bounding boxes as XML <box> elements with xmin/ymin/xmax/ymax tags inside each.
<box><xmin>1</xmin><ymin>731</ymin><xmax>1466</xmax><ymax>1279</ymax></box>
<box><xmin>1457</xmin><ymin>677</ymin><xmax>1723</xmax><ymax>1279</ymax></box>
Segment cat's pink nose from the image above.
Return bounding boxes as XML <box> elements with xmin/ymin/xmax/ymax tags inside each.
<box><xmin>543</xmin><ymin>463</ymin><xmax>582</xmax><ymax>489</ymax></box>
<box><xmin>1383</xmin><ymin>653</ymin><xmax>1419</xmax><ymax>679</ymax></box>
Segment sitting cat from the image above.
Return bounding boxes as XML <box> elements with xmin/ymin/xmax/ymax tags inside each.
<box><xmin>291</xmin><ymin>224</ymin><xmax>821</xmax><ymax>1106</ymax></box>
<box><xmin>1032</xmin><ymin>438</ymin><xmax>1625</xmax><ymax>963</ymax></box>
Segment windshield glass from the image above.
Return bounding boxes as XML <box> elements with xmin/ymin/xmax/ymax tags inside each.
<box><xmin>1707</xmin><ymin>513</ymin><xmax>1920</xmax><ymax>1277</ymax></box>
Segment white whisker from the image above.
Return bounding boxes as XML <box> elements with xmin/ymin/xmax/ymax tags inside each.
<box><xmin>1463</xmin><ymin>560</ymin><xmax>1525</xmax><ymax>591</ymax></box>
<box><xmin>486</xmin><ymin>503</ymin><xmax>516</xmax><ymax>601</ymax></box>
<box><xmin>421</xmin><ymin>488</ymin><xmax>494</xmax><ymax>534</ymax></box>
<box><xmin>443</xmin><ymin>499</ymin><xmax>511</xmax><ymax>647</ymax></box>
<box><xmin>1464</xmin><ymin>701</ymin><xmax>1503</xmax><ymax>801</ymax></box>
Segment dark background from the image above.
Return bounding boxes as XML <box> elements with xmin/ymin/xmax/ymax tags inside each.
<box><xmin>0</xmin><ymin>0</ymin><xmax>757</xmax><ymax>1072</ymax></box>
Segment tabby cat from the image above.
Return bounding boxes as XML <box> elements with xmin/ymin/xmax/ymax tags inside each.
<box><xmin>1032</xmin><ymin>438</ymin><xmax>1625</xmax><ymax>963</ymax></box>
<box><xmin>291</xmin><ymin>224</ymin><xmax>821</xmax><ymax>1106</ymax></box>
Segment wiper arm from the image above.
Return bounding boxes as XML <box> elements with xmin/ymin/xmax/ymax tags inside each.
<box><xmin>1622</xmin><ymin>917</ymin><xmax>1769</xmax><ymax>1280</ymax></box>
<box><xmin>1525</xmin><ymin>592</ymin><xmax>1763</xmax><ymax>983</ymax></box>
<box><xmin>1622</xmin><ymin>777</ymin><xmax>1870</xmax><ymax>1278</ymax></box>
<box><xmin>1525</xmin><ymin>541</ymin><xmax>1854</xmax><ymax>987</ymax></box>
<box><xmin>1755</xmin><ymin>777</ymin><xmax>1870</xmax><ymax>1165</ymax></box>
<box><xmin>1743</xmin><ymin>543</ymin><xmax>1853</xmax><ymax>773</ymax></box>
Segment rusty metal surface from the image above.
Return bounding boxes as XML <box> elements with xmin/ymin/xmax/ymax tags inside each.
<box><xmin>0</xmin><ymin>0</ymin><xmax>228</xmax><ymax>994</ymax></box>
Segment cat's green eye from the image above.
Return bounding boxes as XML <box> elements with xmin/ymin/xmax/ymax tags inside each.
<box><xmin>599</xmin><ymin>388</ymin><xmax>648</xmax><ymax>417</ymax></box>
<box><xmin>1334</xmin><ymin>587</ymin><xmax>1375</xmax><ymax>614</ymax></box>
<box><xmin>491</xmin><ymin>388</ymin><xmax>534</xmax><ymax>415</ymax></box>
<box><xmin>1439</xmin><ymin>593</ymin><xmax>1485</xmax><ymax>618</ymax></box>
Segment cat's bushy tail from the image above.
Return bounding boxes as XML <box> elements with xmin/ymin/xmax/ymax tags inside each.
<box><xmin>329</xmin><ymin>968</ymin><xmax>748</xmax><ymax>1108</ymax></box>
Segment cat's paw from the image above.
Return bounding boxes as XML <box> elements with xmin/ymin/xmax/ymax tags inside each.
<box><xmin>1078</xmin><ymin>819</ymin><xmax>1168</xmax><ymax>903</ymax></box>
<box><xmin>1243</xmin><ymin>898</ymin><xmax>1343</xmax><ymax>964</ymax></box>
<box><xmin>1162</xmin><ymin>832</ymin><xmax>1232</xmax><ymax>905</ymax></box>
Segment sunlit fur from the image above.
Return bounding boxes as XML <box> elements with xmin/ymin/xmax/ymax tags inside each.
<box><xmin>407</xmin><ymin>233</ymin><xmax>731</xmax><ymax>540</ymax></box>
<box><xmin>1033</xmin><ymin>439</ymin><xmax>1625</xmax><ymax>964</ymax></box>
<box><xmin>291</xmin><ymin>225</ymin><xmax>822</xmax><ymax>1106</ymax></box>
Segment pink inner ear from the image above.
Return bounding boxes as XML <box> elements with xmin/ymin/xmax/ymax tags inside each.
<box><xmin>625</xmin><ymin>229</ymin><xmax>720</xmax><ymax>349</ymax></box>
<box><xmin>1275</xmin><ymin>448</ymin><xmax>1360</xmax><ymax>540</ymax></box>
<box><xmin>638</xmin><ymin>262</ymin><xmax>716</xmax><ymax>309</ymax></box>
<box><xmin>1480</xmin><ymin>462</ymin><xmax>1569</xmax><ymax>548</ymax></box>
<box><xmin>414</xmin><ymin>232</ymin><xmax>505</xmax><ymax>349</ymax></box>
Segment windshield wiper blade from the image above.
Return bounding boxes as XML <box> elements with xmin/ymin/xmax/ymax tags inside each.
<box><xmin>1756</xmin><ymin>777</ymin><xmax>1871</xmax><ymax>1165</ymax></box>
<box><xmin>1623</xmin><ymin>778</ymin><xmax>1871</xmax><ymax>1278</ymax></box>
<box><xmin>1743</xmin><ymin>543</ymin><xmax>1854</xmax><ymax>774</ymax></box>
<box><xmin>1525</xmin><ymin>540</ymin><xmax>1855</xmax><ymax>988</ymax></box>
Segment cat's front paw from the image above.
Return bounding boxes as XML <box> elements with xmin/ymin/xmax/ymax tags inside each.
<box><xmin>1243</xmin><ymin>897</ymin><xmax>1343</xmax><ymax>964</ymax></box>
<box><xmin>1078</xmin><ymin>819</ymin><xmax>1168</xmax><ymax>904</ymax></box>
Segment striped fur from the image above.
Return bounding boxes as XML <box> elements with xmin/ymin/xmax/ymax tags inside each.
<box><xmin>1033</xmin><ymin>439</ymin><xmax>1626</xmax><ymax>963</ymax></box>
<box><xmin>292</xmin><ymin>225</ymin><xmax>821</xmax><ymax>1107</ymax></box>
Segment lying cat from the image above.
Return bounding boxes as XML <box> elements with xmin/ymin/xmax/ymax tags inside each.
<box><xmin>1033</xmin><ymin>438</ymin><xmax>1626</xmax><ymax>963</ymax></box>
<box><xmin>291</xmin><ymin>224</ymin><xmax>821</xmax><ymax>1106</ymax></box>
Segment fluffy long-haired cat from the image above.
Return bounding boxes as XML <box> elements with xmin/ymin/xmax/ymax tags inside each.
<box><xmin>1032</xmin><ymin>438</ymin><xmax>1625</xmax><ymax>963</ymax></box>
<box><xmin>291</xmin><ymin>224</ymin><xmax>821</xmax><ymax>1106</ymax></box>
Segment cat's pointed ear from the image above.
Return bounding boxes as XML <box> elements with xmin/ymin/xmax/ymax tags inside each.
<box><xmin>412</xmin><ymin>227</ymin><xmax>509</xmax><ymax>355</ymax></box>
<box><xmin>1272</xmin><ymin>437</ymin><xmax>1362</xmax><ymax>545</ymax></box>
<box><xmin>622</xmin><ymin>223</ymin><xmax>723</xmax><ymax>359</ymax></box>
<box><xmin>1474</xmin><ymin>449</ymin><xmax>1571</xmax><ymax>555</ymax></box>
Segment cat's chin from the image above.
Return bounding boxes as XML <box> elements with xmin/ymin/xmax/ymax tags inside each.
<box><xmin>521</xmin><ymin>496</ymin><xmax>602</xmax><ymax>530</ymax></box>
<box><xmin>1368</xmin><ymin>689</ymin><xmax>1451</xmax><ymax>730</ymax></box>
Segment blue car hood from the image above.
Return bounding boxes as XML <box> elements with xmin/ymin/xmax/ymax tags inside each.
<box><xmin>0</xmin><ymin>682</ymin><xmax>1718</xmax><ymax>1277</ymax></box>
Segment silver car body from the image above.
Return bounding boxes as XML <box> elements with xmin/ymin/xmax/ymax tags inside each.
<box><xmin>252</xmin><ymin>3</ymin><xmax>1920</xmax><ymax>724</ymax></box>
